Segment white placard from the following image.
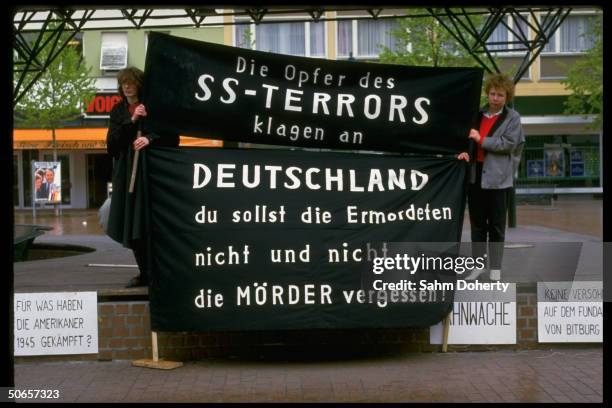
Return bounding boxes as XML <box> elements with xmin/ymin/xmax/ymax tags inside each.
<box><xmin>537</xmin><ymin>281</ymin><xmax>602</xmax><ymax>343</ymax></box>
<box><xmin>14</xmin><ymin>292</ymin><xmax>99</xmax><ymax>356</ymax></box>
<box><xmin>430</xmin><ymin>283</ymin><xmax>516</xmax><ymax>344</ymax></box>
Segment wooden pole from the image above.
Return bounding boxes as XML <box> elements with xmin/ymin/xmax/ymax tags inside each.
<box><xmin>127</xmin><ymin>128</ymin><xmax>181</xmax><ymax>370</ymax></box>
<box><xmin>128</xmin><ymin>128</ymin><xmax>143</xmax><ymax>194</ymax></box>
<box><xmin>442</xmin><ymin>312</ymin><xmax>451</xmax><ymax>353</ymax></box>
<box><xmin>152</xmin><ymin>331</ymin><xmax>159</xmax><ymax>362</ymax></box>
<box><xmin>128</xmin><ymin>149</ymin><xmax>140</xmax><ymax>193</ymax></box>
<box><xmin>131</xmin><ymin>330</ymin><xmax>183</xmax><ymax>370</ymax></box>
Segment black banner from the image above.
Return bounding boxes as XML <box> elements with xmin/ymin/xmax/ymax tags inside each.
<box><xmin>146</xmin><ymin>147</ymin><xmax>467</xmax><ymax>331</ymax></box>
<box><xmin>143</xmin><ymin>33</ymin><xmax>483</xmax><ymax>154</ymax></box>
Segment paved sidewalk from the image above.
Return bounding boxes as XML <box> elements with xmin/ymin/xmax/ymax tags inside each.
<box><xmin>14</xmin><ymin>348</ymin><xmax>602</xmax><ymax>403</ymax></box>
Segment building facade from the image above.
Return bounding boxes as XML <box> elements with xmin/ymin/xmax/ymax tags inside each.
<box><xmin>13</xmin><ymin>8</ymin><xmax>602</xmax><ymax>209</ymax></box>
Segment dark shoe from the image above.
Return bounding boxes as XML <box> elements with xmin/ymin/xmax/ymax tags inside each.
<box><xmin>126</xmin><ymin>275</ymin><xmax>147</xmax><ymax>288</ymax></box>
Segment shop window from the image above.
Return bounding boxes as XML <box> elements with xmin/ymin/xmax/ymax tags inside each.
<box><xmin>87</xmin><ymin>153</ymin><xmax>113</xmax><ymax>208</ymax></box>
<box><xmin>518</xmin><ymin>134</ymin><xmax>600</xmax><ymax>188</ymax></box>
<box><xmin>21</xmin><ymin>150</ymin><xmax>38</xmax><ymax>208</ymax></box>
<box><xmin>13</xmin><ymin>154</ymin><xmax>20</xmax><ymax>207</ymax></box>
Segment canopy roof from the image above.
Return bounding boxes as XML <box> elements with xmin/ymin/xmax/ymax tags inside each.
<box><xmin>13</xmin><ymin>6</ymin><xmax>577</xmax><ymax>104</ymax></box>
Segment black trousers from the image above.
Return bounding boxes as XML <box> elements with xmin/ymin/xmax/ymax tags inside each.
<box><xmin>131</xmin><ymin>239</ymin><xmax>149</xmax><ymax>284</ymax></box>
<box><xmin>467</xmin><ymin>163</ymin><xmax>509</xmax><ymax>269</ymax></box>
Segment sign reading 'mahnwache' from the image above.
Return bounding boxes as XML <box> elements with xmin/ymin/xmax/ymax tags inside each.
<box><xmin>142</xmin><ymin>33</ymin><xmax>483</xmax><ymax>154</ymax></box>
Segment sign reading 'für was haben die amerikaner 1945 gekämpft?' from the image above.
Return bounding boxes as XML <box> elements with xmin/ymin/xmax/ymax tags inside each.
<box><xmin>14</xmin><ymin>292</ymin><xmax>98</xmax><ymax>356</ymax></box>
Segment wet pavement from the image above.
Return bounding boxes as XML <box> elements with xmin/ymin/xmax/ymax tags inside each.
<box><xmin>14</xmin><ymin>195</ymin><xmax>604</xmax><ymax>238</ymax></box>
<box><xmin>14</xmin><ymin>348</ymin><xmax>603</xmax><ymax>402</ymax></box>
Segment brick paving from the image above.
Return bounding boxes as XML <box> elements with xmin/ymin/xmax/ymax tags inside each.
<box><xmin>14</xmin><ymin>348</ymin><xmax>602</xmax><ymax>403</ymax></box>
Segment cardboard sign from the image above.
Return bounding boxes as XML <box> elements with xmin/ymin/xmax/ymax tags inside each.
<box><xmin>430</xmin><ymin>283</ymin><xmax>516</xmax><ymax>344</ymax></box>
<box><xmin>537</xmin><ymin>281</ymin><xmax>602</xmax><ymax>343</ymax></box>
<box><xmin>14</xmin><ymin>292</ymin><xmax>99</xmax><ymax>356</ymax></box>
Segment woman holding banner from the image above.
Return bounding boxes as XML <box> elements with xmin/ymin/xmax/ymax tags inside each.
<box><xmin>106</xmin><ymin>67</ymin><xmax>179</xmax><ymax>288</ymax></box>
<box><xmin>457</xmin><ymin>73</ymin><xmax>525</xmax><ymax>282</ymax></box>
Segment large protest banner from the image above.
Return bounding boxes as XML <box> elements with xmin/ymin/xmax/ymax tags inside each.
<box><xmin>142</xmin><ymin>33</ymin><xmax>483</xmax><ymax>154</ymax></box>
<box><xmin>145</xmin><ymin>147</ymin><xmax>466</xmax><ymax>332</ymax></box>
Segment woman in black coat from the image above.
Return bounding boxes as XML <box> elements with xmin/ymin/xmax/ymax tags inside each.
<box><xmin>106</xmin><ymin>67</ymin><xmax>179</xmax><ymax>288</ymax></box>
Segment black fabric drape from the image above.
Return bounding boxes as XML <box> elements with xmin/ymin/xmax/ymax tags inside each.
<box><xmin>106</xmin><ymin>146</ymin><xmax>150</xmax><ymax>249</ymax></box>
<box><xmin>142</xmin><ymin>32</ymin><xmax>483</xmax><ymax>155</ymax></box>
<box><xmin>145</xmin><ymin>147</ymin><xmax>466</xmax><ymax>332</ymax></box>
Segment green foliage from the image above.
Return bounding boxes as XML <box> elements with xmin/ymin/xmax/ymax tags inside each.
<box><xmin>240</xmin><ymin>27</ymin><xmax>255</xmax><ymax>49</ymax></box>
<box><xmin>14</xmin><ymin>30</ymin><xmax>97</xmax><ymax>131</ymax></box>
<box><xmin>379</xmin><ymin>9</ymin><xmax>487</xmax><ymax>68</ymax></box>
<box><xmin>561</xmin><ymin>15</ymin><xmax>602</xmax><ymax>130</ymax></box>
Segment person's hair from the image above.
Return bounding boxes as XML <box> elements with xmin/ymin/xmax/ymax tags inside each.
<box><xmin>117</xmin><ymin>67</ymin><xmax>144</xmax><ymax>99</ymax></box>
<box><xmin>35</xmin><ymin>173</ymin><xmax>42</xmax><ymax>181</ymax></box>
<box><xmin>484</xmin><ymin>73</ymin><xmax>515</xmax><ymax>103</ymax></box>
<box><xmin>45</xmin><ymin>168</ymin><xmax>54</xmax><ymax>175</ymax></box>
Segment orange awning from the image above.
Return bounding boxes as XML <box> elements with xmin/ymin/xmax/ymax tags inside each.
<box><xmin>13</xmin><ymin>128</ymin><xmax>223</xmax><ymax>150</ymax></box>
<box><xmin>178</xmin><ymin>136</ymin><xmax>223</xmax><ymax>148</ymax></box>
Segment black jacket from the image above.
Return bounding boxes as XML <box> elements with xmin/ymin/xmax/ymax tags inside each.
<box><xmin>106</xmin><ymin>99</ymin><xmax>179</xmax><ymax>248</ymax></box>
<box><xmin>107</xmin><ymin>99</ymin><xmax>179</xmax><ymax>159</ymax></box>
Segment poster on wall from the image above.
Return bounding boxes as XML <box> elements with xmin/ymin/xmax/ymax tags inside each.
<box><xmin>544</xmin><ymin>148</ymin><xmax>564</xmax><ymax>177</ymax></box>
<box><xmin>570</xmin><ymin>149</ymin><xmax>583</xmax><ymax>163</ymax></box>
<box><xmin>570</xmin><ymin>162</ymin><xmax>585</xmax><ymax>177</ymax></box>
<box><xmin>569</xmin><ymin>149</ymin><xmax>585</xmax><ymax>177</ymax></box>
<box><xmin>527</xmin><ymin>159</ymin><xmax>544</xmax><ymax>178</ymax></box>
<box><xmin>33</xmin><ymin>161</ymin><xmax>61</xmax><ymax>203</ymax></box>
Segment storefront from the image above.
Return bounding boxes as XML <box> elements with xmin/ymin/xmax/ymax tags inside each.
<box><xmin>517</xmin><ymin>115</ymin><xmax>602</xmax><ymax>194</ymax></box>
<box><xmin>13</xmin><ymin>93</ymin><xmax>222</xmax><ymax>209</ymax></box>
<box><xmin>518</xmin><ymin>136</ymin><xmax>601</xmax><ymax>192</ymax></box>
<box><xmin>13</xmin><ymin>128</ymin><xmax>111</xmax><ymax>209</ymax></box>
